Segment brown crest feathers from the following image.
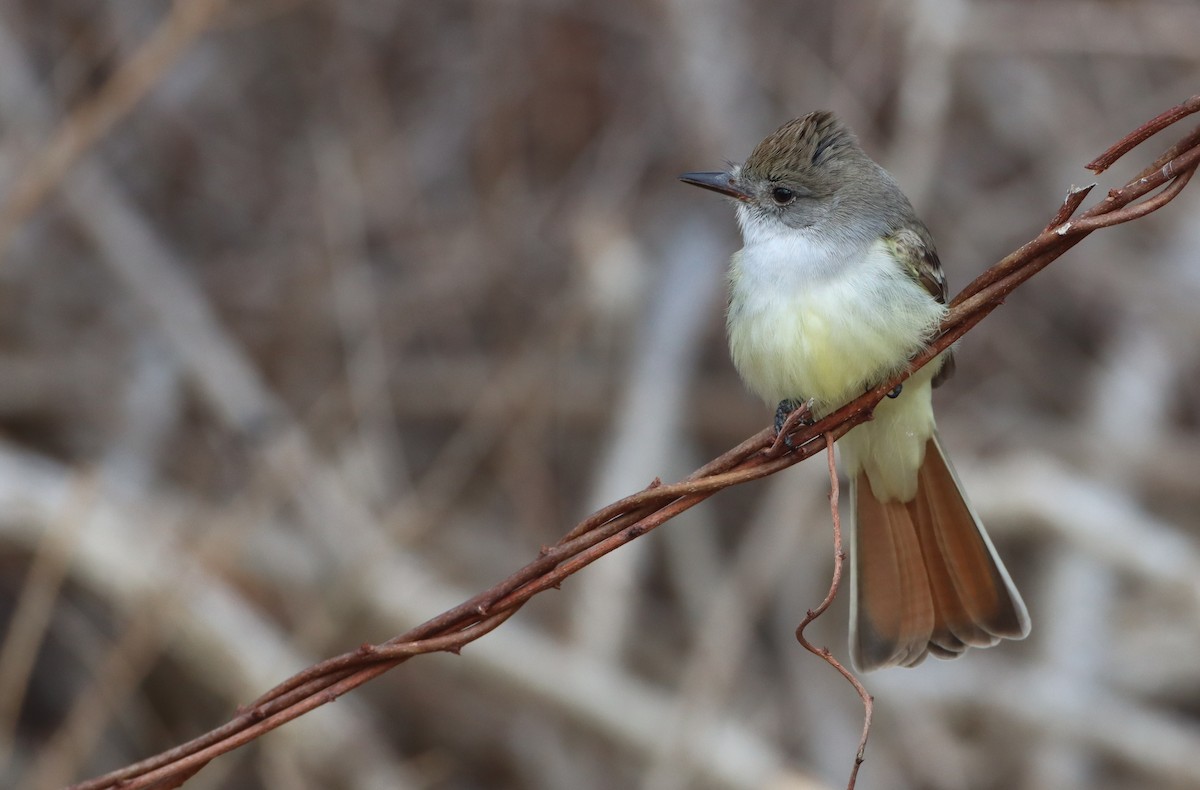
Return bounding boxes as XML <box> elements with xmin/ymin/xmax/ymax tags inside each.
<box><xmin>741</xmin><ymin>111</ymin><xmax>862</xmax><ymax>180</ymax></box>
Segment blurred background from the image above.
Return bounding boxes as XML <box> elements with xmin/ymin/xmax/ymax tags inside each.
<box><xmin>0</xmin><ymin>1</ymin><xmax>1199</xmax><ymax>788</ymax></box>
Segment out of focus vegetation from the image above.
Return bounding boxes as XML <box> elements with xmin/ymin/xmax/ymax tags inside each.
<box><xmin>2</xmin><ymin>2</ymin><xmax>1200</xmax><ymax>789</ymax></box>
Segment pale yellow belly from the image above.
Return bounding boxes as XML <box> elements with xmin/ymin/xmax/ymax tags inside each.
<box><xmin>725</xmin><ymin>240</ymin><xmax>949</xmax><ymax>502</ymax></box>
<box><xmin>726</xmin><ymin>270</ymin><xmax>944</xmax><ymax>412</ymax></box>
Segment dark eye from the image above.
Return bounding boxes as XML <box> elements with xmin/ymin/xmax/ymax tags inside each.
<box><xmin>770</xmin><ymin>186</ymin><xmax>796</xmax><ymax>206</ymax></box>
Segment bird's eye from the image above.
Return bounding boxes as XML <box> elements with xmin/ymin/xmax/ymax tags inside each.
<box><xmin>770</xmin><ymin>186</ymin><xmax>796</xmax><ymax>206</ymax></box>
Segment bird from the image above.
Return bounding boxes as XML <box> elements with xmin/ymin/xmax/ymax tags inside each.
<box><xmin>680</xmin><ymin>111</ymin><xmax>1030</xmax><ymax>670</ymax></box>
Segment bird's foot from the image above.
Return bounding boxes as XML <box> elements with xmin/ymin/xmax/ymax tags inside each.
<box><xmin>886</xmin><ymin>384</ymin><xmax>903</xmax><ymax>399</ymax></box>
<box><xmin>771</xmin><ymin>399</ymin><xmax>815</xmax><ymax>453</ymax></box>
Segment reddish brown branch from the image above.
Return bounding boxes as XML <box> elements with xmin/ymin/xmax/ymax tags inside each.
<box><xmin>793</xmin><ymin>438</ymin><xmax>873</xmax><ymax>790</ymax></box>
<box><xmin>68</xmin><ymin>101</ymin><xmax>1200</xmax><ymax>790</ymax></box>
<box><xmin>1087</xmin><ymin>94</ymin><xmax>1200</xmax><ymax>173</ymax></box>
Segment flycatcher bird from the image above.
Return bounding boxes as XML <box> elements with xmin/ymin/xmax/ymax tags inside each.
<box><xmin>680</xmin><ymin>111</ymin><xmax>1030</xmax><ymax>671</ymax></box>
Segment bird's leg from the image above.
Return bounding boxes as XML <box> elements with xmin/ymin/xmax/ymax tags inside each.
<box><xmin>774</xmin><ymin>399</ymin><xmax>802</xmax><ymax>435</ymax></box>
<box><xmin>771</xmin><ymin>398</ymin><xmax>815</xmax><ymax>452</ymax></box>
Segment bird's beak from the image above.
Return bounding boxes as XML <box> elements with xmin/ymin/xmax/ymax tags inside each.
<box><xmin>678</xmin><ymin>171</ymin><xmax>753</xmax><ymax>201</ymax></box>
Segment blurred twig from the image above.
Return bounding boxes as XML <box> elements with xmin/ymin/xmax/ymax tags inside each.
<box><xmin>0</xmin><ymin>0</ymin><xmax>227</xmax><ymax>252</ymax></box>
<box><xmin>68</xmin><ymin>96</ymin><xmax>1200</xmax><ymax>790</ymax></box>
<box><xmin>0</xmin><ymin>473</ymin><xmax>97</xmax><ymax>768</ymax></box>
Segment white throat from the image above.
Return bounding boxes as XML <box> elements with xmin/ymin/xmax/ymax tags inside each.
<box><xmin>734</xmin><ymin>204</ymin><xmax>870</xmax><ymax>287</ymax></box>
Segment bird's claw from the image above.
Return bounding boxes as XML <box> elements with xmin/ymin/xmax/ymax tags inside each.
<box><xmin>774</xmin><ymin>399</ymin><xmax>801</xmax><ymax>435</ymax></box>
<box><xmin>771</xmin><ymin>399</ymin><xmax>815</xmax><ymax>453</ymax></box>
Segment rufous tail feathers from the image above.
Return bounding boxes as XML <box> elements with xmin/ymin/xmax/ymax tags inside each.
<box><xmin>849</xmin><ymin>434</ymin><xmax>1030</xmax><ymax>671</ymax></box>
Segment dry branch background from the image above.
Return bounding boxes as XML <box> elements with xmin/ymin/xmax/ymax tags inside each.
<box><xmin>1</xmin><ymin>2</ymin><xmax>1199</xmax><ymax>789</ymax></box>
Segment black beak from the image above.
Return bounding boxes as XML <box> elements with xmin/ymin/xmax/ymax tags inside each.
<box><xmin>678</xmin><ymin>171</ymin><xmax>753</xmax><ymax>201</ymax></box>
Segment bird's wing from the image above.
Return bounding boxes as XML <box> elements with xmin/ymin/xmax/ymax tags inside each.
<box><xmin>884</xmin><ymin>224</ymin><xmax>955</xmax><ymax>387</ymax></box>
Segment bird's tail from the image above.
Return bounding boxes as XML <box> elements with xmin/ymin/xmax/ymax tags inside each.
<box><xmin>849</xmin><ymin>433</ymin><xmax>1030</xmax><ymax>671</ymax></box>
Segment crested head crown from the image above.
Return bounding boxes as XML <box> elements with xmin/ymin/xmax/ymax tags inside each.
<box><xmin>741</xmin><ymin>112</ymin><xmax>863</xmax><ymax>181</ymax></box>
